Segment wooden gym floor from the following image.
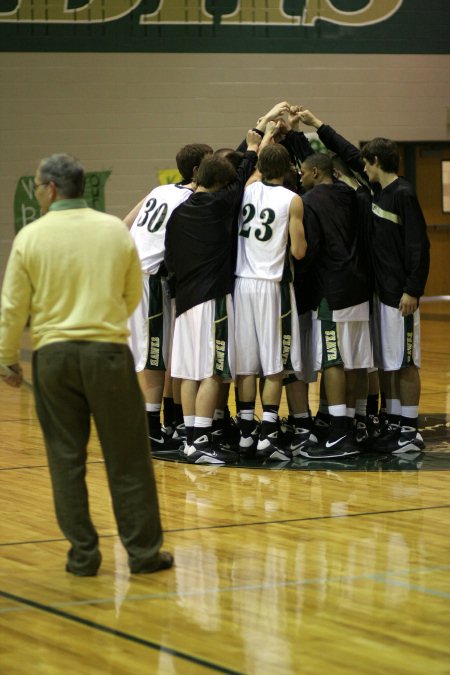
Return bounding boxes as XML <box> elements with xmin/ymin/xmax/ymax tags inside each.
<box><xmin>0</xmin><ymin>298</ymin><xmax>449</xmax><ymax>674</ymax></box>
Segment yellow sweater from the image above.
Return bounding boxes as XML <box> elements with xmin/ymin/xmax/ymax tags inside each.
<box><xmin>0</xmin><ymin>201</ymin><xmax>142</xmax><ymax>365</ymax></box>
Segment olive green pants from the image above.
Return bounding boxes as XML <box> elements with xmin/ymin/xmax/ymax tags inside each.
<box><xmin>32</xmin><ymin>341</ymin><xmax>163</xmax><ymax>574</ymax></box>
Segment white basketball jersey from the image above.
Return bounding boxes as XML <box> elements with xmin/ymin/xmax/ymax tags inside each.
<box><xmin>236</xmin><ymin>181</ymin><xmax>295</xmax><ymax>281</ymax></box>
<box><xmin>130</xmin><ymin>183</ymin><xmax>193</xmax><ymax>275</ymax></box>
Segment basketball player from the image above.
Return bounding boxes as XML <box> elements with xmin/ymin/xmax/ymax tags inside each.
<box><xmin>360</xmin><ymin>138</ymin><xmax>430</xmax><ymax>453</ymax></box>
<box><xmin>298</xmin><ymin>108</ymin><xmax>430</xmax><ymax>454</ymax></box>
<box><xmin>165</xmin><ymin>130</ymin><xmax>262</xmax><ymax>465</ymax></box>
<box><xmin>296</xmin><ymin>153</ymin><xmax>372</xmax><ymax>459</ymax></box>
<box><xmin>128</xmin><ymin>144</ymin><xmax>213</xmax><ymax>453</ymax></box>
<box><xmin>234</xmin><ymin>143</ymin><xmax>307</xmax><ymax>462</ymax></box>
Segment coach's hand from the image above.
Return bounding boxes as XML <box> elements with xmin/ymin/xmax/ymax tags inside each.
<box><xmin>0</xmin><ymin>363</ymin><xmax>23</xmax><ymax>388</ymax></box>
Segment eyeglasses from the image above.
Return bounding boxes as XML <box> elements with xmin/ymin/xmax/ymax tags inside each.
<box><xmin>32</xmin><ymin>181</ymin><xmax>50</xmax><ymax>192</ymax></box>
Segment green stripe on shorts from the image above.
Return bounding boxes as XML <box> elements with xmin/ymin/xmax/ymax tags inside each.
<box><xmin>318</xmin><ymin>298</ymin><xmax>343</xmax><ymax>369</ymax></box>
<box><xmin>281</xmin><ymin>282</ymin><xmax>294</xmax><ymax>370</ymax></box>
<box><xmin>402</xmin><ymin>314</ymin><xmax>415</xmax><ymax>368</ymax></box>
<box><xmin>145</xmin><ymin>275</ymin><xmax>166</xmax><ymax>370</ymax></box>
<box><xmin>214</xmin><ymin>296</ymin><xmax>231</xmax><ymax>380</ymax></box>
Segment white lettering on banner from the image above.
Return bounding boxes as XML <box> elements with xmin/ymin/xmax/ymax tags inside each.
<box><xmin>21</xmin><ymin>177</ymin><xmax>34</xmax><ymax>201</ymax></box>
<box><xmin>0</xmin><ymin>0</ymin><xmax>404</xmax><ymax>26</ymax></box>
<box><xmin>21</xmin><ymin>204</ymin><xmax>37</xmax><ymax>227</ymax></box>
<box><xmin>0</xmin><ymin>0</ymin><xmax>141</xmax><ymax>23</ymax></box>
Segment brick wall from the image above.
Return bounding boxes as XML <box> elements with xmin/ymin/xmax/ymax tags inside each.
<box><xmin>1</xmin><ymin>52</ymin><xmax>449</xmax><ymax>285</ymax></box>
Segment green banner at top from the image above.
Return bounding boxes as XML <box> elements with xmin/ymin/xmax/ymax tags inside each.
<box><xmin>0</xmin><ymin>0</ymin><xmax>448</xmax><ymax>54</ymax></box>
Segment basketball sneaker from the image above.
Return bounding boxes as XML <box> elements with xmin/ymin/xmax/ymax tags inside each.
<box><xmin>172</xmin><ymin>423</ymin><xmax>187</xmax><ymax>442</ymax></box>
<box><xmin>382</xmin><ymin>426</ymin><xmax>425</xmax><ymax>454</ymax></box>
<box><xmin>186</xmin><ymin>434</ymin><xmax>238</xmax><ymax>465</ymax></box>
<box><xmin>298</xmin><ymin>430</ymin><xmax>359</xmax><ymax>459</ymax></box>
<box><xmin>306</xmin><ymin>417</ymin><xmax>330</xmax><ymax>444</ymax></box>
<box><xmin>278</xmin><ymin>418</ymin><xmax>295</xmax><ymax>450</ymax></box>
<box><xmin>256</xmin><ymin>431</ymin><xmax>293</xmax><ymax>462</ymax></box>
<box><xmin>366</xmin><ymin>414</ymin><xmax>382</xmax><ymax>439</ymax></box>
<box><xmin>223</xmin><ymin>416</ymin><xmax>241</xmax><ymax>451</ymax></box>
<box><xmin>290</xmin><ymin>425</ymin><xmax>315</xmax><ymax>456</ymax></box>
<box><xmin>370</xmin><ymin>422</ymin><xmax>401</xmax><ymax>452</ymax></box>
<box><xmin>238</xmin><ymin>424</ymin><xmax>260</xmax><ymax>459</ymax></box>
<box><xmin>150</xmin><ymin>427</ymin><xmax>184</xmax><ymax>453</ymax></box>
<box><xmin>352</xmin><ymin>419</ymin><xmax>370</xmax><ymax>449</ymax></box>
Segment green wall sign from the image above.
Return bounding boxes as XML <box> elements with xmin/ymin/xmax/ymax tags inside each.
<box><xmin>14</xmin><ymin>171</ymin><xmax>111</xmax><ymax>234</ymax></box>
<box><xmin>0</xmin><ymin>1</ymin><xmax>448</xmax><ymax>54</ymax></box>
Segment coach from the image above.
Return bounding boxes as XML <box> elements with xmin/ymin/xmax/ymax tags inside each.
<box><xmin>0</xmin><ymin>153</ymin><xmax>172</xmax><ymax>576</ymax></box>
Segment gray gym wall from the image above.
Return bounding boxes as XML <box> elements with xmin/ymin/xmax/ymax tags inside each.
<box><xmin>0</xmin><ymin>49</ymin><xmax>449</xmax><ymax>286</ymax></box>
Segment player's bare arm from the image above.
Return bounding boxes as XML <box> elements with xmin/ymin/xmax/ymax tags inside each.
<box><xmin>289</xmin><ymin>195</ymin><xmax>307</xmax><ymax>260</ymax></box>
<box><xmin>255</xmin><ymin>101</ymin><xmax>291</xmax><ymax>133</ymax></box>
<box><xmin>123</xmin><ymin>197</ymin><xmax>146</xmax><ymax>229</ymax></box>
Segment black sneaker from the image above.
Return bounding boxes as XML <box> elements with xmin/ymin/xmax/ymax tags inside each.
<box><xmin>353</xmin><ymin>419</ymin><xmax>368</xmax><ymax>443</ymax></box>
<box><xmin>150</xmin><ymin>428</ymin><xmax>184</xmax><ymax>453</ymax></box>
<box><xmin>186</xmin><ymin>434</ymin><xmax>238</xmax><ymax>465</ymax></box>
<box><xmin>383</xmin><ymin>426</ymin><xmax>425</xmax><ymax>454</ymax></box>
<box><xmin>357</xmin><ymin>414</ymin><xmax>383</xmax><ymax>450</ymax></box>
<box><xmin>223</xmin><ymin>416</ymin><xmax>240</xmax><ymax>451</ymax></box>
<box><xmin>172</xmin><ymin>423</ymin><xmax>187</xmax><ymax>442</ymax></box>
<box><xmin>211</xmin><ymin>429</ymin><xmax>241</xmax><ymax>457</ymax></box>
<box><xmin>366</xmin><ymin>414</ymin><xmax>382</xmax><ymax>439</ymax></box>
<box><xmin>256</xmin><ymin>431</ymin><xmax>293</xmax><ymax>462</ymax></box>
<box><xmin>238</xmin><ymin>424</ymin><xmax>260</xmax><ymax>459</ymax></box>
<box><xmin>305</xmin><ymin>418</ymin><xmax>330</xmax><ymax>445</ymax></box>
<box><xmin>298</xmin><ymin>431</ymin><xmax>359</xmax><ymax>459</ymax></box>
<box><xmin>370</xmin><ymin>422</ymin><xmax>401</xmax><ymax>452</ymax></box>
<box><xmin>278</xmin><ymin>418</ymin><xmax>295</xmax><ymax>450</ymax></box>
<box><xmin>290</xmin><ymin>426</ymin><xmax>315</xmax><ymax>456</ymax></box>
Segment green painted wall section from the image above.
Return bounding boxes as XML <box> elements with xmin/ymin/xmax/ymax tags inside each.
<box><xmin>0</xmin><ymin>0</ymin><xmax>448</xmax><ymax>54</ymax></box>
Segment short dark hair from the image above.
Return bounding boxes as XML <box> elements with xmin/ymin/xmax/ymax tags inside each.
<box><xmin>360</xmin><ymin>137</ymin><xmax>400</xmax><ymax>173</ymax></box>
<box><xmin>39</xmin><ymin>153</ymin><xmax>85</xmax><ymax>198</ymax></box>
<box><xmin>257</xmin><ymin>144</ymin><xmax>291</xmax><ymax>181</ymax></box>
<box><xmin>176</xmin><ymin>143</ymin><xmax>213</xmax><ymax>181</ymax></box>
<box><xmin>283</xmin><ymin>165</ymin><xmax>299</xmax><ymax>192</ymax></box>
<box><xmin>301</xmin><ymin>152</ymin><xmax>334</xmax><ymax>179</ymax></box>
<box><xmin>196</xmin><ymin>156</ymin><xmax>237</xmax><ymax>189</ymax></box>
<box><xmin>331</xmin><ymin>154</ymin><xmax>354</xmax><ymax>179</ymax></box>
<box><xmin>214</xmin><ymin>148</ymin><xmax>244</xmax><ymax>170</ymax></box>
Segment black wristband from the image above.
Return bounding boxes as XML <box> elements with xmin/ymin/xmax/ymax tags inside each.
<box><xmin>252</xmin><ymin>128</ymin><xmax>265</xmax><ymax>138</ymax></box>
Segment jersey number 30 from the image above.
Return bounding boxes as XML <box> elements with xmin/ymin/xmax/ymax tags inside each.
<box><xmin>136</xmin><ymin>198</ymin><xmax>168</xmax><ymax>232</ymax></box>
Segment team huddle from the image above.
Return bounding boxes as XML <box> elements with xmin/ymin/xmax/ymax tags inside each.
<box><xmin>126</xmin><ymin>102</ymin><xmax>430</xmax><ymax>465</ymax></box>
